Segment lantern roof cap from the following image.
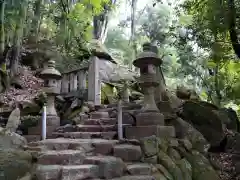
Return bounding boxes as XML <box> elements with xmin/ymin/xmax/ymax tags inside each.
<box><xmin>133</xmin><ymin>43</ymin><xmax>162</xmax><ymax>68</ymax></box>
<box><xmin>39</xmin><ymin>60</ymin><xmax>62</xmax><ymax>80</ymax></box>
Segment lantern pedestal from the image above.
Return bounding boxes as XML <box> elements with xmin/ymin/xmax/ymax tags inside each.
<box><xmin>27</xmin><ymin>60</ymin><xmax>62</xmax><ymax>140</ymax></box>
<box><xmin>125</xmin><ymin>125</ymin><xmax>176</xmax><ymax>140</ymax></box>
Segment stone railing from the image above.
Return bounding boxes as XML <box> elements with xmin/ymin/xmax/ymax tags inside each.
<box><xmin>60</xmin><ymin>68</ymin><xmax>87</xmax><ymax>94</ymax></box>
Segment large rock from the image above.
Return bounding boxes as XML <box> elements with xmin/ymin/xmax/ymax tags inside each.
<box><xmin>157</xmin><ymin>150</ymin><xmax>184</xmax><ymax>180</ymax></box>
<box><xmin>170</xmin><ymin>117</ymin><xmax>209</xmax><ymax>152</ymax></box>
<box><xmin>184</xmin><ymin>151</ymin><xmax>220</xmax><ymax>180</ymax></box>
<box><xmin>6</xmin><ymin>107</ymin><xmax>21</xmax><ymax>132</ymax></box>
<box><xmin>176</xmin><ymin>158</ymin><xmax>192</xmax><ymax>180</ymax></box>
<box><xmin>0</xmin><ymin>127</ymin><xmax>27</xmax><ymax>149</ymax></box>
<box><xmin>219</xmin><ymin>108</ymin><xmax>240</xmax><ymax>132</ymax></box>
<box><xmin>0</xmin><ymin>148</ymin><xmax>34</xmax><ymax>180</ymax></box>
<box><xmin>179</xmin><ymin>101</ymin><xmax>225</xmax><ymax>147</ymax></box>
<box><xmin>140</xmin><ymin>135</ymin><xmax>159</xmax><ymax>157</ymax></box>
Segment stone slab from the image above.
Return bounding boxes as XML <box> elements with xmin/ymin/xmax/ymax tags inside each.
<box><xmin>125</xmin><ymin>125</ymin><xmax>176</xmax><ymax>139</ymax></box>
<box><xmin>35</xmin><ymin>165</ymin><xmax>62</xmax><ymax>180</ymax></box>
<box><xmin>127</xmin><ymin>164</ymin><xmax>152</xmax><ymax>175</ymax></box>
<box><xmin>92</xmin><ymin>140</ymin><xmax>118</xmax><ymax>155</ymax></box>
<box><xmin>84</xmin><ymin>118</ymin><xmax>117</xmax><ymax>126</ymax></box>
<box><xmin>111</xmin><ymin>175</ymin><xmax>156</xmax><ymax>180</ymax></box>
<box><xmin>37</xmin><ymin>150</ymin><xmax>85</xmax><ymax>165</ymax></box>
<box><xmin>135</xmin><ymin>111</ymin><xmax>164</xmax><ymax>126</ymax></box>
<box><xmin>83</xmin><ymin>156</ymin><xmax>125</xmax><ymax>179</ymax></box>
<box><xmin>23</xmin><ymin>135</ymin><xmax>41</xmax><ymax>142</ymax></box>
<box><xmin>77</xmin><ymin>125</ymin><xmax>116</xmax><ymax>132</ymax></box>
<box><xmin>90</xmin><ymin>112</ymin><xmax>109</xmax><ymax>119</ymax></box>
<box><xmin>61</xmin><ymin>165</ymin><xmax>99</xmax><ymax>180</ymax></box>
<box><xmin>52</xmin><ymin>131</ymin><xmax>117</xmax><ymax>140</ymax></box>
<box><xmin>35</xmin><ymin>165</ymin><xmax>99</xmax><ymax>180</ymax></box>
<box><xmin>113</xmin><ymin>144</ymin><xmax>142</xmax><ymax>162</ymax></box>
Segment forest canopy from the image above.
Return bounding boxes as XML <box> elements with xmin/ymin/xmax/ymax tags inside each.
<box><xmin>0</xmin><ymin>0</ymin><xmax>240</xmax><ymax>110</ymax></box>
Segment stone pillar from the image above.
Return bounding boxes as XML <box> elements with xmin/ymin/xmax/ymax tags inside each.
<box><xmin>69</xmin><ymin>73</ymin><xmax>74</xmax><ymax>92</ymax></box>
<box><xmin>61</xmin><ymin>74</ymin><xmax>69</xmax><ymax>93</ymax></box>
<box><xmin>70</xmin><ymin>73</ymin><xmax>77</xmax><ymax>91</ymax></box>
<box><xmin>78</xmin><ymin>70</ymin><xmax>87</xmax><ymax>89</ymax></box>
<box><xmin>73</xmin><ymin>74</ymin><xmax>78</xmax><ymax>90</ymax></box>
<box><xmin>88</xmin><ymin>56</ymin><xmax>101</xmax><ymax>105</ymax></box>
<box><xmin>46</xmin><ymin>96</ymin><xmax>57</xmax><ymax>116</ymax></box>
<box><xmin>122</xmin><ymin>87</ymin><xmax>129</xmax><ymax>103</ymax></box>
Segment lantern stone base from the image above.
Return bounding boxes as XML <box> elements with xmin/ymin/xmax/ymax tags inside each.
<box><xmin>125</xmin><ymin>125</ymin><xmax>176</xmax><ymax>140</ymax></box>
<box><xmin>27</xmin><ymin>115</ymin><xmax>60</xmax><ymax>139</ymax></box>
<box><xmin>135</xmin><ymin>111</ymin><xmax>164</xmax><ymax>126</ymax></box>
<box><xmin>38</xmin><ymin>115</ymin><xmax>60</xmax><ymax>126</ymax></box>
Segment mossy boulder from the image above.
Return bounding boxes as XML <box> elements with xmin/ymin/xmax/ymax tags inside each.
<box><xmin>0</xmin><ymin>127</ymin><xmax>27</xmax><ymax>149</ymax></box>
<box><xmin>180</xmin><ymin>101</ymin><xmax>225</xmax><ymax>147</ymax></box>
<box><xmin>184</xmin><ymin>150</ymin><xmax>220</xmax><ymax>180</ymax></box>
<box><xmin>155</xmin><ymin>164</ymin><xmax>173</xmax><ymax>180</ymax></box>
<box><xmin>0</xmin><ymin>149</ymin><xmax>34</xmax><ymax>180</ymax></box>
<box><xmin>140</xmin><ymin>135</ymin><xmax>159</xmax><ymax>157</ymax></box>
<box><xmin>157</xmin><ymin>150</ymin><xmax>184</xmax><ymax>180</ymax></box>
<box><xmin>171</xmin><ymin>117</ymin><xmax>209</xmax><ymax>152</ymax></box>
<box><xmin>176</xmin><ymin>158</ymin><xmax>192</xmax><ymax>180</ymax></box>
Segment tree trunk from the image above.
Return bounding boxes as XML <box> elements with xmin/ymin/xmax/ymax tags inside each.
<box><xmin>228</xmin><ymin>0</ymin><xmax>240</xmax><ymax>58</ymax></box>
<box><xmin>31</xmin><ymin>0</ymin><xmax>44</xmax><ymax>42</ymax></box>
<box><xmin>10</xmin><ymin>0</ymin><xmax>28</xmax><ymax>77</ymax></box>
<box><xmin>214</xmin><ymin>61</ymin><xmax>221</xmax><ymax>107</ymax></box>
<box><xmin>0</xmin><ymin>0</ymin><xmax>5</xmax><ymax>57</ymax></box>
<box><xmin>130</xmin><ymin>0</ymin><xmax>137</xmax><ymax>70</ymax></box>
<box><xmin>154</xmin><ymin>66</ymin><xmax>167</xmax><ymax>102</ymax></box>
<box><xmin>93</xmin><ymin>1</ymin><xmax>117</xmax><ymax>42</ymax></box>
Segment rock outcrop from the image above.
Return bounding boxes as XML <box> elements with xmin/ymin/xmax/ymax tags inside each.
<box><xmin>0</xmin><ymin>127</ymin><xmax>35</xmax><ymax>180</ymax></box>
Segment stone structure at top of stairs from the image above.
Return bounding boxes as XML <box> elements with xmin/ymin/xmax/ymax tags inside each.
<box><xmin>125</xmin><ymin>43</ymin><xmax>175</xmax><ymax>140</ymax></box>
<box><xmin>21</xmin><ymin>43</ymin><xmax>220</xmax><ymax>180</ymax></box>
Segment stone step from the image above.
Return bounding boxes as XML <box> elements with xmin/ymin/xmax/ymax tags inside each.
<box><xmin>97</xmin><ymin>107</ymin><xmax>115</xmax><ymax>112</ymax></box>
<box><xmin>111</xmin><ymin>175</ymin><xmax>156</xmax><ymax>180</ymax></box>
<box><xmin>28</xmin><ymin>138</ymin><xmax>118</xmax><ymax>151</ymax></box>
<box><xmin>92</xmin><ymin>139</ymin><xmax>118</xmax><ymax>155</ymax></box>
<box><xmin>83</xmin><ymin>156</ymin><xmax>126</xmax><ymax>179</ymax></box>
<box><xmin>113</xmin><ymin>144</ymin><xmax>142</xmax><ymax>162</ymax></box>
<box><xmin>35</xmin><ymin>164</ymin><xmax>99</xmax><ymax>180</ymax></box>
<box><xmin>84</xmin><ymin>118</ymin><xmax>117</xmax><ymax>125</ymax></box>
<box><xmin>90</xmin><ymin>111</ymin><xmax>109</xmax><ymax>119</ymax></box>
<box><xmin>37</xmin><ymin>150</ymin><xmax>86</xmax><ymax>165</ymax></box>
<box><xmin>52</xmin><ymin>131</ymin><xmax>117</xmax><ymax>139</ymax></box>
<box><xmin>77</xmin><ymin>124</ymin><xmax>117</xmax><ymax>132</ymax></box>
<box><xmin>126</xmin><ymin>163</ymin><xmax>152</xmax><ymax>175</ymax></box>
<box><xmin>24</xmin><ymin>135</ymin><xmax>41</xmax><ymax>142</ymax></box>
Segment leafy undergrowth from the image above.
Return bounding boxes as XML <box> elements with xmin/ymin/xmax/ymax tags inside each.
<box><xmin>0</xmin><ymin>66</ymin><xmax>44</xmax><ymax>106</ymax></box>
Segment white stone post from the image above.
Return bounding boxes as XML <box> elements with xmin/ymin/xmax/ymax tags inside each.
<box><xmin>41</xmin><ymin>105</ymin><xmax>47</xmax><ymax>140</ymax></box>
<box><xmin>117</xmin><ymin>100</ymin><xmax>123</xmax><ymax>139</ymax></box>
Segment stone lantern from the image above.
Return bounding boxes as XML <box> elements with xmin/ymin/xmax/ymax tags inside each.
<box><xmin>133</xmin><ymin>43</ymin><xmax>161</xmax><ymax>112</ymax></box>
<box><xmin>39</xmin><ymin>60</ymin><xmax>61</xmax><ymax>126</ymax></box>
<box><xmin>125</xmin><ymin>43</ymin><xmax>176</xmax><ymax>139</ymax></box>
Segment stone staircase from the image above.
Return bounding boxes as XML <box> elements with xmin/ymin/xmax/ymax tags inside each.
<box><xmin>25</xmin><ymin>108</ymin><xmax>176</xmax><ymax>180</ymax></box>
